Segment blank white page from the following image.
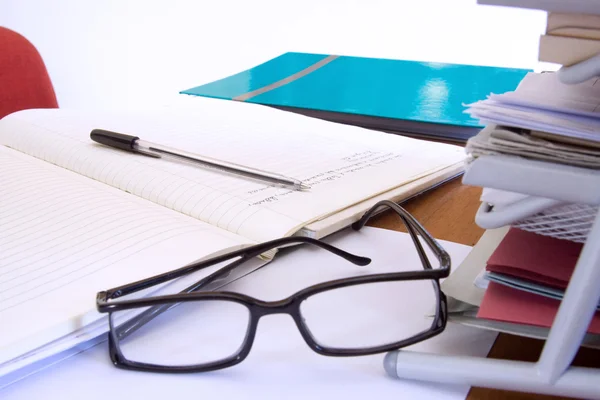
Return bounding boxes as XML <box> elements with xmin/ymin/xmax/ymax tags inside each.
<box><xmin>0</xmin><ymin>147</ymin><xmax>252</xmax><ymax>366</ymax></box>
<box><xmin>0</xmin><ymin>99</ymin><xmax>465</xmax><ymax>242</ymax></box>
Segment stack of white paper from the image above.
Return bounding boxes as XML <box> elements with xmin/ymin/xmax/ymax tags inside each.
<box><xmin>465</xmin><ymin>72</ymin><xmax>600</xmax><ymax>144</ymax></box>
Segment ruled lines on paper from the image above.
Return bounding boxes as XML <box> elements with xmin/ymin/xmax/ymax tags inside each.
<box><xmin>0</xmin><ymin>150</ymin><xmax>242</xmax><ymax>313</ymax></box>
<box><xmin>2</xmin><ymin>115</ymin><xmax>302</xmax><ymax>242</ymax></box>
<box><xmin>0</xmin><ymin>107</ymin><xmax>465</xmax><ymax>241</ymax></box>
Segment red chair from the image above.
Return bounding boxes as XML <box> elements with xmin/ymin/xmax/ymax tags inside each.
<box><xmin>0</xmin><ymin>27</ymin><xmax>58</xmax><ymax>120</ymax></box>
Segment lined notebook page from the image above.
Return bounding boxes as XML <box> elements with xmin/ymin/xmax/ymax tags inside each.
<box><xmin>0</xmin><ymin>147</ymin><xmax>252</xmax><ymax>365</ymax></box>
<box><xmin>0</xmin><ymin>99</ymin><xmax>465</xmax><ymax>242</ymax></box>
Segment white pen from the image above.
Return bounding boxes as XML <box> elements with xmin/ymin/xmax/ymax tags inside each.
<box><xmin>90</xmin><ymin>129</ymin><xmax>310</xmax><ymax>191</ymax></box>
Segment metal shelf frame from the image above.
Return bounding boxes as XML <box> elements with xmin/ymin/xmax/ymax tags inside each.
<box><xmin>385</xmin><ymin>154</ymin><xmax>600</xmax><ymax>398</ymax></box>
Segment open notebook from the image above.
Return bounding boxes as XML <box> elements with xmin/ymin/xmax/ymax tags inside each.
<box><xmin>0</xmin><ymin>97</ymin><xmax>465</xmax><ymax>374</ymax></box>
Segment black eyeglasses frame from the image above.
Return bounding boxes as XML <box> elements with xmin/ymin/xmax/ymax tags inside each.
<box><xmin>96</xmin><ymin>200</ymin><xmax>451</xmax><ymax>373</ymax></box>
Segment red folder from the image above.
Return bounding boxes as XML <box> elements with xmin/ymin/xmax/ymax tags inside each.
<box><xmin>477</xmin><ymin>228</ymin><xmax>600</xmax><ymax>333</ymax></box>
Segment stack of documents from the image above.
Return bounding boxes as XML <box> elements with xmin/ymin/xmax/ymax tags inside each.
<box><xmin>465</xmin><ymin>125</ymin><xmax>600</xmax><ymax>168</ymax></box>
<box><xmin>464</xmin><ymin>71</ymin><xmax>600</xmax><ymax>168</ymax></box>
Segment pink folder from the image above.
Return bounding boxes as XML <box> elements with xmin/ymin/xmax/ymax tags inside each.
<box><xmin>479</xmin><ymin>282</ymin><xmax>600</xmax><ymax>334</ymax></box>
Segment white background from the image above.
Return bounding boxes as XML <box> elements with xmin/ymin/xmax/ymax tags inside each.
<box><xmin>0</xmin><ymin>0</ymin><xmax>548</xmax><ymax>109</ymax></box>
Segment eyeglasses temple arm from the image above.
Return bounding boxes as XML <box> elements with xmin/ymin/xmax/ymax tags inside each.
<box><xmin>102</xmin><ymin>238</ymin><xmax>371</xmax><ymax>341</ymax></box>
<box><xmin>400</xmin><ymin>214</ymin><xmax>433</xmax><ymax>270</ymax></box>
<box><xmin>102</xmin><ymin>236</ymin><xmax>370</xmax><ymax>302</ymax></box>
<box><xmin>352</xmin><ymin>200</ymin><xmax>450</xmax><ymax>270</ymax></box>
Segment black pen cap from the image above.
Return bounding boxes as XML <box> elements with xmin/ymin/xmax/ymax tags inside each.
<box><xmin>90</xmin><ymin>129</ymin><xmax>139</xmax><ymax>152</ymax></box>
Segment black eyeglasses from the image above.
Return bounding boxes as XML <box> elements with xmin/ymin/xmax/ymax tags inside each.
<box><xmin>96</xmin><ymin>200</ymin><xmax>451</xmax><ymax>373</ymax></box>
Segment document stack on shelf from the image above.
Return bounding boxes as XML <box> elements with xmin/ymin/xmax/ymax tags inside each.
<box><xmin>464</xmin><ymin>71</ymin><xmax>600</xmax><ymax>166</ymax></box>
<box><xmin>441</xmin><ymin>70</ymin><xmax>600</xmax><ymax>347</ymax></box>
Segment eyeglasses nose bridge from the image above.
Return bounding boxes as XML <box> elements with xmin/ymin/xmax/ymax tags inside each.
<box><xmin>252</xmin><ymin>297</ymin><xmax>299</xmax><ymax>318</ymax></box>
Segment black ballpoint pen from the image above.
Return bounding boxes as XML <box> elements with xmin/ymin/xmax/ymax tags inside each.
<box><xmin>90</xmin><ymin>129</ymin><xmax>310</xmax><ymax>191</ymax></box>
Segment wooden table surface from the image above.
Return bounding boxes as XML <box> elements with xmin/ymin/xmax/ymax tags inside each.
<box><xmin>366</xmin><ymin>177</ymin><xmax>600</xmax><ymax>400</ymax></box>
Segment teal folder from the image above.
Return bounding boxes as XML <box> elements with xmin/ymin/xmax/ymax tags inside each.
<box><xmin>181</xmin><ymin>52</ymin><xmax>530</xmax><ymax>142</ymax></box>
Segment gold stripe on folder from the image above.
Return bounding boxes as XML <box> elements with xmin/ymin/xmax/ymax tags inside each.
<box><xmin>233</xmin><ymin>55</ymin><xmax>339</xmax><ymax>101</ymax></box>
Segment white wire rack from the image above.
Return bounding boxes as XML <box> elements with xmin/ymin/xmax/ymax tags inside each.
<box><xmin>512</xmin><ymin>203</ymin><xmax>597</xmax><ymax>243</ymax></box>
<box><xmin>479</xmin><ymin>200</ymin><xmax>598</xmax><ymax>243</ymax></box>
